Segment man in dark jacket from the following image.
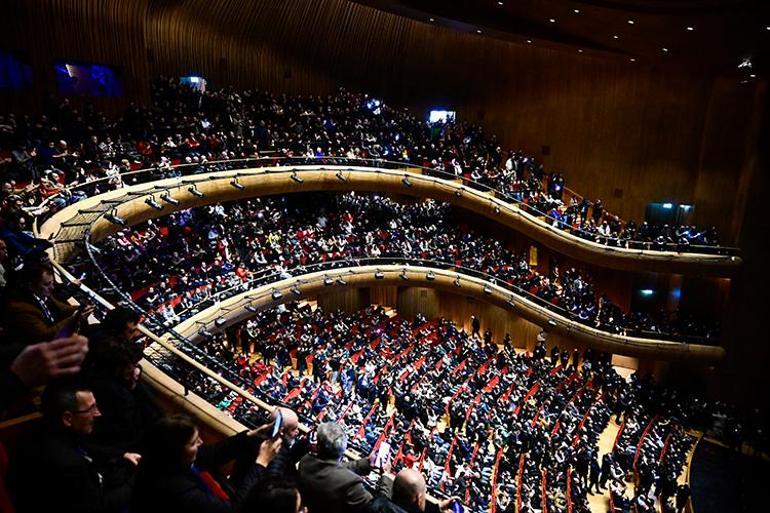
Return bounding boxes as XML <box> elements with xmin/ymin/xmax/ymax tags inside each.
<box><xmin>371</xmin><ymin>468</ymin><xmax>459</xmax><ymax>513</ymax></box>
<box><xmin>297</xmin><ymin>422</ymin><xmax>387</xmax><ymax>513</ymax></box>
<box><xmin>8</xmin><ymin>379</ymin><xmax>136</xmax><ymax>513</ymax></box>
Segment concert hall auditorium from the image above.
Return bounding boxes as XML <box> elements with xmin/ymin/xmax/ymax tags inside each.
<box><xmin>1</xmin><ymin>1</ymin><xmax>768</xmax><ymax>513</ymax></box>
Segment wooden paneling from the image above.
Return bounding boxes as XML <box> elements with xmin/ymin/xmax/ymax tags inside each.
<box><xmin>2</xmin><ymin>0</ymin><xmax>762</xmax><ymax>235</ymax></box>
<box><xmin>317</xmin><ymin>288</ymin><xmax>369</xmax><ymax>314</ymax></box>
<box><xmin>0</xmin><ymin>0</ymin><xmax>151</xmax><ymax>112</ymax></box>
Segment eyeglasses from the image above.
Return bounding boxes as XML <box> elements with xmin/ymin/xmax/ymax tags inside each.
<box><xmin>72</xmin><ymin>402</ymin><xmax>100</xmax><ymax>415</ymax></box>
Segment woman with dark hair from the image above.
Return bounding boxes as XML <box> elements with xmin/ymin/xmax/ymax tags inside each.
<box><xmin>132</xmin><ymin>414</ymin><xmax>282</xmax><ymax>513</ymax></box>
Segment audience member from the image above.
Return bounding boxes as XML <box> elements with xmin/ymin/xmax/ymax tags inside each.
<box><xmin>8</xmin><ymin>379</ymin><xmax>135</xmax><ymax>513</ymax></box>
<box><xmin>297</xmin><ymin>422</ymin><xmax>387</xmax><ymax>513</ymax></box>
<box><xmin>131</xmin><ymin>413</ymin><xmax>281</xmax><ymax>513</ymax></box>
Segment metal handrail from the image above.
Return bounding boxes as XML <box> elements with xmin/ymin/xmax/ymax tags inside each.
<box><xmin>33</xmin><ymin>156</ymin><xmax>740</xmax><ymax>256</ymax></box>
<box><xmin>86</xmin><ymin>234</ymin><xmax>718</xmax><ymax>345</ymax></box>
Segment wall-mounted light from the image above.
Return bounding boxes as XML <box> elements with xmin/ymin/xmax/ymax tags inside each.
<box><xmin>188</xmin><ymin>184</ymin><xmax>204</xmax><ymax>197</ymax></box>
<box><xmin>161</xmin><ymin>192</ymin><xmax>180</xmax><ymax>205</ymax></box>
<box><xmin>104</xmin><ymin>211</ymin><xmax>127</xmax><ymax>226</ymax></box>
<box><xmin>272</xmin><ymin>289</ymin><xmax>283</xmax><ymax>300</ymax></box>
<box><xmin>291</xmin><ymin>285</ymin><xmax>302</xmax><ymax>296</ymax></box>
<box><xmin>402</xmin><ymin>175</ymin><xmax>412</xmax><ymax>187</ymax></box>
<box><xmin>454</xmin><ymin>276</ymin><xmax>461</xmax><ymax>288</ymax></box>
<box><xmin>215</xmin><ymin>317</ymin><xmax>226</xmax><ymax>327</ymax></box>
<box><xmin>426</xmin><ymin>271</ymin><xmax>435</xmax><ymax>281</ymax></box>
<box><xmin>400</xmin><ymin>269</ymin><xmax>409</xmax><ymax>280</ymax></box>
<box><xmin>483</xmin><ymin>285</ymin><xmax>492</xmax><ymax>295</ymax></box>
<box><xmin>323</xmin><ymin>276</ymin><xmax>333</xmax><ymax>286</ymax></box>
<box><xmin>230</xmin><ymin>177</ymin><xmax>244</xmax><ymax>190</ymax></box>
<box><xmin>145</xmin><ymin>197</ymin><xmax>163</xmax><ymax>211</ymax></box>
<box><xmin>336</xmin><ymin>170</ymin><xmax>347</xmax><ymax>182</ymax></box>
<box><xmin>245</xmin><ymin>304</ymin><xmax>258</xmax><ymax>313</ymax></box>
<box><xmin>290</xmin><ymin>170</ymin><xmax>304</xmax><ymax>183</ymax></box>
<box><xmin>375</xmin><ymin>270</ymin><xmax>384</xmax><ymax>280</ymax></box>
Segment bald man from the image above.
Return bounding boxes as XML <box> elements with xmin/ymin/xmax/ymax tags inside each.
<box><xmin>268</xmin><ymin>407</ymin><xmax>307</xmax><ymax>480</ymax></box>
<box><xmin>372</xmin><ymin>468</ymin><xmax>460</xmax><ymax>513</ymax></box>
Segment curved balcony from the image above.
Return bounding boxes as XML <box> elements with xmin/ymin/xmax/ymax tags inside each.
<box><xmin>162</xmin><ymin>264</ymin><xmax>725</xmax><ymax>363</ymax></box>
<box><xmin>36</xmin><ymin>159</ymin><xmax>742</xmax><ymax>276</ymax></box>
<box><xmin>36</xmin><ymin>168</ymin><xmax>727</xmax><ymax>362</ymax></box>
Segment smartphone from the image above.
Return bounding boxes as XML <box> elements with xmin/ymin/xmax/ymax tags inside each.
<box><xmin>271</xmin><ymin>409</ymin><xmax>283</xmax><ymax>439</ymax></box>
<box><xmin>452</xmin><ymin>501</ymin><xmax>464</xmax><ymax>513</ymax></box>
<box><xmin>373</xmin><ymin>441</ymin><xmax>391</xmax><ymax>468</ymax></box>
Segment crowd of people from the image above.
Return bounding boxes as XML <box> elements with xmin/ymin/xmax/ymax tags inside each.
<box><xmin>0</xmin><ymin>247</ymin><xmax>763</xmax><ymax>513</ymax></box>
<box><xmin>0</xmin><ymin>76</ymin><xmax>752</xmax><ymax>513</ymax></box>
<box><xmin>1</xmin><ymin>77</ymin><xmax>723</xmax><ymax>252</ymax></box>
<box><xmin>88</xmin><ymin>193</ymin><xmax>719</xmax><ymax>342</ymax></box>
<box><xmin>146</xmin><ymin>301</ymin><xmax>745</xmax><ymax>513</ymax></box>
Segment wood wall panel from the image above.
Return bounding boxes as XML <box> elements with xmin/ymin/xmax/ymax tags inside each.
<box><xmin>0</xmin><ymin>0</ymin><xmax>151</xmax><ymax>112</ymax></box>
<box><xmin>2</xmin><ymin>0</ymin><xmax>762</xmax><ymax>233</ymax></box>
<box><xmin>316</xmin><ymin>288</ymin><xmax>368</xmax><ymax>314</ymax></box>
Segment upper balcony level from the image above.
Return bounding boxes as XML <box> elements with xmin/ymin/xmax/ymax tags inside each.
<box><xmin>36</xmin><ymin>158</ymin><xmax>742</xmax><ymax>277</ymax></box>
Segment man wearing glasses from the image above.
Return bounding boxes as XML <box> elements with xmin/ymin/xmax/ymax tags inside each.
<box><xmin>8</xmin><ymin>380</ymin><xmax>138</xmax><ymax>513</ymax></box>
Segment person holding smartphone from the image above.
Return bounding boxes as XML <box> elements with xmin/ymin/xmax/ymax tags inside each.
<box><xmin>2</xmin><ymin>257</ymin><xmax>95</xmax><ymax>345</ymax></box>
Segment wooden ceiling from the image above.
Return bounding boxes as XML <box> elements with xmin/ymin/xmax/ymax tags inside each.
<box><xmin>354</xmin><ymin>0</ymin><xmax>770</xmax><ymax>72</ymax></box>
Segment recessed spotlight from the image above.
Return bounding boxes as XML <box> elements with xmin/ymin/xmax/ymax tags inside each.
<box><xmin>686</xmin><ymin>26</ymin><xmax>694</xmax><ymax>31</ymax></box>
<box><xmin>612</xmin><ymin>35</ymin><xmax>620</xmax><ymax>39</ymax></box>
<box><xmin>429</xmin><ymin>17</ymin><xmax>435</xmax><ymax>22</ymax></box>
<box><xmin>627</xmin><ymin>19</ymin><xmax>635</xmax><ymax>25</ymax></box>
<box><xmin>476</xmin><ymin>29</ymin><xmax>482</xmax><ymax>34</ymax></box>
<box><xmin>498</xmin><ymin>1</ymin><xmax>504</xmax><ymax>5</ymax></box>
<box><xmin>578</xmin><ymin>49</ymin><xmax>583</xmax><ymax>53</ymax></box>
<box><xmin>573</xmin><ymin>9</ymin><xmax>580</xmax><ymax>14</ymax></box>
<box><xmin>549</xmin><ymin>18</ymin><xmax>556</xmax><ymax>23</ymax></box>
<box><xmin>662</xmin><ymin>47</ymin><xmax>669</xmax><ymax>53</ymax></box>
<box><xmin>630</xmin><ymin>58</ymin><xmax>636</xmax><ymax>62</ymax></box>
<box><xmin>766</xmin><ymin>25</ymin><xmax>770</xmax><ymax>31</ymax></box>
<box><xmin>526</xmin><ymin>39</ymin><xmax>533</xmax><ymax>44</ymax></box>
<box><xmin>750</xmin><ymin>74</ymin><xmax>757</xmax><ymax>78</ymax></box>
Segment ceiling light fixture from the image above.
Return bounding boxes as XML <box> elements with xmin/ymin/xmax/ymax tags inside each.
<box><xmin>573</xmin><ymin>9</ymin><xmax>580</xmax><ymax>14</ymax></box>
<box><xmin>526</xmin><ymin>39</ymin><xmax>533</xmax><ymax>44</ymax></box>
<box><xmin>662</xmin><ymin>47</ymin><xmax>669</xmax><ymax>53</ymax></box>
<box><xmin>627</xmin><ymin>19</ymin><xmax>635</xmax><ymax>25</ymax></box>
<box><xmin>612</xmin><ymin>35</ymin><xmax>620</xmax><ymax>40</ymax></box>
<box><xmin>686</xmin><ymin>26</ymin><xmax>694</xmax><ymax>31</ymax></box>
<box><xmin>549</xmin><ymin>18</ymin><xmax>556</xmax><ymax>23</ymax></box>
